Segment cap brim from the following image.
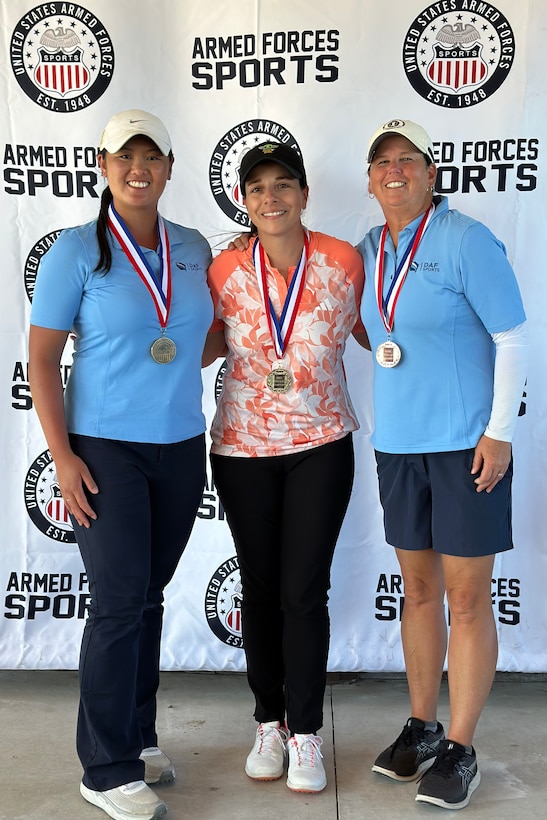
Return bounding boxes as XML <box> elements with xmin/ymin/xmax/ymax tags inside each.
<box><xmin>241</xmin><ymin>159</ymin><xmax>303</xmax><ymax>189</ymax></box>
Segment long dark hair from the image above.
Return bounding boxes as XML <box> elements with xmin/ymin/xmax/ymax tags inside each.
<box><xmin>95</xmin><ymin>184</ymin><xmax>114</xmax><ymax>272</ymax></box>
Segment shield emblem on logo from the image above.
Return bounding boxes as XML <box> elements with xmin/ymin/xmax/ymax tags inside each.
<box><xmin>427</xmin><ymin>43</ymin><xmax>487</xmax><ymax>92</ymax></box>
<box><xmin>35</xmin><ymin>48</ymin><xmax>90</xmax><ymax>96</ymax></box>
<box><xmin>226</xmin><ymin>605</ymin><xmax>242</xmax><ymax>633</ymax></box>
<box><xmin>45</xmin><ymin>484</ymin><xmax>71</xmax><ymax>526</ymax></box>
<box><xmin>226</xmin><ymin>585</ymin><xmax>243</xmax><ymax>634</ymax></box>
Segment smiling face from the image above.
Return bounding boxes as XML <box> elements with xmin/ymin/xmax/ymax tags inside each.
<box><xmin>243</xmin><ymin>161</ymin><xmax>308</xmax><ymax>240</ymax></box>
<box><xmin>368</xmin><ymin>135</ymin><xmax>436</xmax><ymax>226</ymax></box>
<box><xmin>97</xmin><ymin>135</ymin><xmax>173</xmax><ymax>217</ymax></box>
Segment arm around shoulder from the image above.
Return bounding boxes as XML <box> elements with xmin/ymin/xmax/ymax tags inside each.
<box><xmin>202</xmin><ymin>328</ymin><xmax>227</xmax><ymax>367</ymax></box>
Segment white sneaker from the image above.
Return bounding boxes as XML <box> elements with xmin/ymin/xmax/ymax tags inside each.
<box><xmin>245</xmin><ymin>721</ymin><xmax>289</xmax><ymax>780</ymax></box>
<box><xmin>140</xmin><ymin>747</ymin><xmax>175</xmax><ymax>784</ymax></box>
<box><xmin>287</xmin><ymin>734</ymin><xmax>327</xmax><ymax>793</ymax></box>
<box><xmin>80</xmin><ymin>780</ymin><xmax>167</xmax><ymax>820</ymax></box>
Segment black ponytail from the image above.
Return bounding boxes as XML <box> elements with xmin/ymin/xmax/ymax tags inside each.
<box><xmin>95</xmin><ymin>184</ymin><xmax>114</xmax><ymax>272</ymax></box>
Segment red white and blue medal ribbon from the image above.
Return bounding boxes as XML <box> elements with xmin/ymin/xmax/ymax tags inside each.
<box><xmin>107</xmin><ymin>202</ymin><xmax>172</xmax><ymax>330</ymax></box>
<box><xmin>253</xmin><ymin>230</ymin><xmax>309</xmax><ymax>359</ymax></box>
<box><xmin>374</xmin><ymin>204</ymin><xmax>434</xmax><ymax>336</ymax></box>
<box><xmin>107</xmin><ymin>203</ymin><xmax>176</xmax><ymax>363</ymax></box>
<box><xmin>252</xmin><ymin>231</ymin><xmax>309</xmax><ymax>392</ymax></box>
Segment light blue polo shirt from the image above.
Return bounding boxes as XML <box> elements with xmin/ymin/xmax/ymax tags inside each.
<box><xmin>30</xmin><ymin>217</ymin><xmax>213</xmax><ymax>443</ymax></box>
<box><xmin>357</xmin><ymin>196</ymin><xmax>526</xmax><ymax>454</ymax></box>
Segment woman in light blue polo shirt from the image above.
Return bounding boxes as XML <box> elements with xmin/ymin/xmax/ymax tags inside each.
<box><xmin>29</xmin><ymin>110</ymin><xmax>212</xmax><ymax>820</ymax></box>
<box><xmin>359</xmin><ymin>119</ymin><xmax>528</xmax><ymax>812</ymax></box>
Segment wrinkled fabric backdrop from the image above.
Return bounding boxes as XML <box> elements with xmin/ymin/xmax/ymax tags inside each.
<box><xmin>1</xmin><ymin>0</ymin><xmax>545</xmax><ymax>671</ymax></box>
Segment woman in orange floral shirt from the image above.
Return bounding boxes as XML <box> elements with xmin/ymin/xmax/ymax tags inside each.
<box><xmin>204</xmin><ymin>142</ymin><xmax>368</xmax><ymax>794</ymax></box>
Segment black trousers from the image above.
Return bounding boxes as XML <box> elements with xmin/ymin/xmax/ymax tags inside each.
<box><xmin>211</xmin><ymin>434</ymin><xmax>354</xmax><ymax>734</ymax></box>
<box><xmin>70</xmin><ymin>433</ymin><xmax>205</xmax><ymax>791</ymax></box>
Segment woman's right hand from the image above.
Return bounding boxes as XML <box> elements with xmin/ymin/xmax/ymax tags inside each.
<box><xmin>54</xmin><ymin>451</ymin><xmax>99</xmax><ymax>529</ymax></box>
<box><xmin>28</xmin><ymin>325</ymin><xmax>98</xmax><ymax>528</ymax></box>
<box><xmin>227</xmin><ymin>232</ymin><xmax>252</xmax><ymax>252</ymax></box>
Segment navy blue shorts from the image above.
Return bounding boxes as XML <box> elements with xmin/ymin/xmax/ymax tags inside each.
<box><xmin>375</xmin><ymin>449</ymin><xmax>513</xmax><ymax>557</ymax></box>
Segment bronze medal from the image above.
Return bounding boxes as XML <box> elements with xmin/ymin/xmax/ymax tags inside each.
<box><xmin>376</xmin><ymin>340</ymin><xmax>402</xmax><ymax>368</ymax></box>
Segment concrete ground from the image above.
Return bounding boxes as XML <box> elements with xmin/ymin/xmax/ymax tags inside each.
<box><xmin>0</xmin><ymin>670</ymin><xmax>545</xmax><ymax>819</ymax></box>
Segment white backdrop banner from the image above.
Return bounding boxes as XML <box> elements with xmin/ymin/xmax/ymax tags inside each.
<box><xmin>1</xmin><ymin>0</ymin><xmax>545</xmax><ymax>671</ymax></box>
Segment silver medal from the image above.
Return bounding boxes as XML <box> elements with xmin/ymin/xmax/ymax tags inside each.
<box><xmin>150</xmin><ymin>336</ymin><xmax>177</xmax><ymax>364</ymax></box>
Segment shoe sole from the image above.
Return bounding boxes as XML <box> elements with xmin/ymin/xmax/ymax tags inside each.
<box><xmin>144</xmin><ymin>769</ymin><xmax>175</xmax><ymax>785</ymax></box>
<box><xmin>287</xmin><ymin>777</ymin><xmax>327</xmax><ymax>793</ymax></box>
<box><xmin>287</xmin><ymin>782</ymin><xmax>327</xmax><ymax>794</ymax></box>
<box><xmin>80</xmin><ymin>782</ymin><xmax>167</xmax><ymax>820</ymax></box>
<box><xmin>372</xmin><ymin>757</ymin><xmax>437</xmax><ymax>782</ymax></box>
<box><xmin>245</xmin><ymin>766</ymin><xmax>284</xmax><ymax>781</ymax></box>
<box><xmin>415</xmin><ymin>768</ymin><xmax>481</xmax><ymax>810</ymax></box>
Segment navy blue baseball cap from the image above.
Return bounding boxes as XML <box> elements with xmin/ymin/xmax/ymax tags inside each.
<box><xmin>239</xmin><ymin>142</ymin><xmax>307</xmax><ymax>190</ymax></box>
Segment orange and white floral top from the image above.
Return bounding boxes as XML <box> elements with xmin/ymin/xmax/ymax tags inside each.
<box><xmin>208</xmin><ymin>231</ymin><xmax>365</xmax><ymax>457</ymax></box>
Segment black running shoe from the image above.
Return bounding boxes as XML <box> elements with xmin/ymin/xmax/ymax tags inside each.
<box><xmin>416</xmin><ymin>739</ymin><xmax>481</xmax><ymax>809</ymax></box>
<box><xmin>372</xmin><ymin>717</ymin><xmax>445</xmax><ymax>781</ymax></box>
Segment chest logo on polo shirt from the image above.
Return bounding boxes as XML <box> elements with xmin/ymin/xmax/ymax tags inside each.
<box><xmin>418</xmin><ymin>261</ymin><xmax>440</xmax><ymax>273</ymax></box>
<box><xmin>402</xmin><ymin>2</ymin><xmax>515</xmax><ymax>109</ymax></box>
<box><xmin>209</xmin><ymin>119</ymin><xmax>302</xmax><ymax>227</ymax></box>
<box><xmin>204</xmin><ymin>556</ymin><xmax>244</xmax><ymax>648</ymax></box>
<box><xmin>10</xmin><ymin>5</ymin><xmax>114</xmax><ymax>112</ymax></box>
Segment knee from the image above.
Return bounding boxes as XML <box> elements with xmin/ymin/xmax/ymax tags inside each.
<box><xmin>402</xmin><ymin>575</ymin><xmax>444</xmax><ymax>609</ymax></box>
<box><xmin>281</xmin><ymin>585</ymin><xmax>328</xmax><ymax>619</ymax></box>
<box><xmin>97</xmin><ymin>593</ymin><xmax>147</xmax><ymax>620</ymax></box>
<box><xmin>446</xmin><ymin>587</ymin><xmax>492</xmax><ymax>623</ymax></box>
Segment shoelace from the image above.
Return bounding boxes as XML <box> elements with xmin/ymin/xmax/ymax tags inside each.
<box><xmin>428</xmin><ymin>745</ymin><xmax>472</xmax><ymax>780</ymax></box>
<box><xmin>258</xmin><ymin>724</ymin><xmax>289</xmax><ymax>754</ymax></box>
<box><xmin>291</xmin><ymin>735</ymin><xmax>323</xmax><ymax>768</ymax></box>
<box><xmin>396</xmin><ymin>721</ymin><xmax>438</xmax><ymax>752</ymax></box>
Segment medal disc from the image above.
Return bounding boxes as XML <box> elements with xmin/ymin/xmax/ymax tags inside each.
<box><xmin>376</xmin><ymin>341</ymin><xmax>402</xmax><ymax>368</ymax></box>
<box><xmin>150</xmin><ymin>336</ymin><xmax>177</xmax><ymax>364</ymax></box>
<box><xmin>266</xmin><ymin>367</ymin><xmax>293</xmax><ymax>393</ymax></box>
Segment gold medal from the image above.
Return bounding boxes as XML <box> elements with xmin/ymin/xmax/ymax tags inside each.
<box><xmin>376</xmin><ymin>340</ymin><xmax>401</xmax><ymax>368</ymax></box>
<box><xmin>266</xmin><ymin>366</ymin><xmax>293</xmax><ymax>393</ymax></box>
<box><xmin>150</xmin><ymin>336</ymin><xmax>176</xmax><ymax>364</ymax></box>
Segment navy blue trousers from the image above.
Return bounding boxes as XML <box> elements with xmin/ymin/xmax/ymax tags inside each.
<box><xmin>211</xmin><ymin>434</ymin><xmax>354</xmax><ymax>734</ymax></box>
<box><xmin>70</xmin><ymin>433</ymin><xmax>205</xmax><ymax>791</ymax></box>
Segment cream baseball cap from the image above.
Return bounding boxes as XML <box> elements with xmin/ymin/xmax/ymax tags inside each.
<box><xmin>99</xmin><ymin>109</ymin><xmax>172</xmax><ymax>155</ymax></box>
<box><xmin>367</xmin><ymin>119</ymin><xmax>434</xmax><ymax>163</ymax></box>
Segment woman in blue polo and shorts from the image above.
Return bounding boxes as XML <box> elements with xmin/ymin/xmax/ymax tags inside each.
<box><xmin>359</xmin><ymin>118</ymin><xmax>528</xmax><ymax>811</ymax></box>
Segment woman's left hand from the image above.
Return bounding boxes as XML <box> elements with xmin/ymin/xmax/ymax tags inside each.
<box><xmin>471</xmin><ymin>434</ymin><xmax>512</xmax><ymax>493</ymax></box>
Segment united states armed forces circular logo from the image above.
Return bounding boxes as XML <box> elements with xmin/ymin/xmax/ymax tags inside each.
<box><xmin>25</xmin><ymin>450</ymin><xmax>76</xmax><ymax>543</ymax></box>
<box><xmin>24</xmin><ymin>230</ymin><xmax>62</xmax><ymax>302</ymax></box>
<box><xmin>10</xmin><ymin>5</ymin><xmax>114</xmax><ymax>112</ymax></box>
<box><xmin>403</xmin><ymin>2</ymin><xmax>515</xmax><ymax>108</ymax></box>
<box><xmin>209</xmin><ymin>119</ymin><xmax>303</xmax><ymax>226</ymax></box>
<box><xmin>204</xmin><ymin>556</ymin><xmax>244</xmax><ymax>647</ymax></box>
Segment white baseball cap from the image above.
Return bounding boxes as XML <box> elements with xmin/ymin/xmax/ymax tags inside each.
<box><xmin>99</xmin><ymin>109</ymin><xmax>172</xmax><ymax>155</ymax></box>
<box><xmin>367</xmin><ymin>119</ymin><xmax>434</xmax><ymax>163</ymax></box>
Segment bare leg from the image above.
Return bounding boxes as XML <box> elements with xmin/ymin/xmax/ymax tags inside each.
<box><xmin>442</xmin><ymin>553</ymin><xmax>497</xmax><ymax>747</ymax></box>
<box><xmin>396</xmin><ymin>548</ymin><xmax>447</xmax><ymax>722</ymax></box>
